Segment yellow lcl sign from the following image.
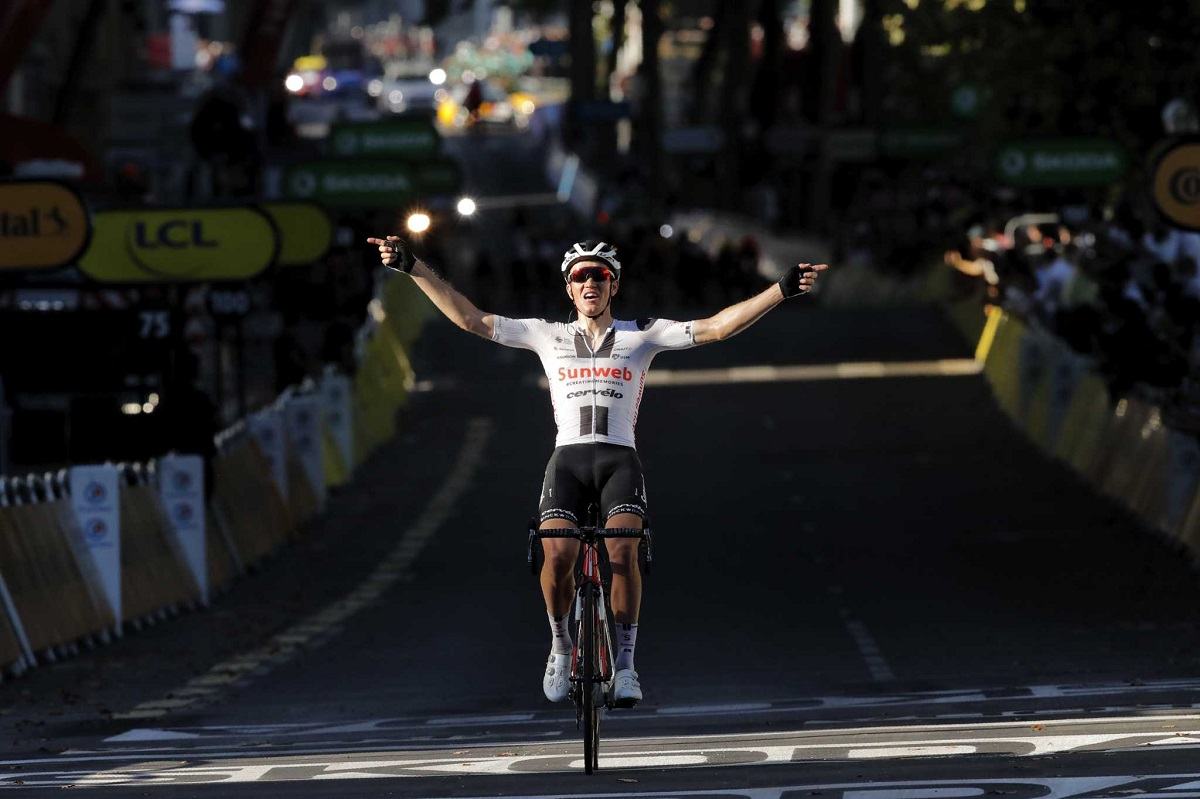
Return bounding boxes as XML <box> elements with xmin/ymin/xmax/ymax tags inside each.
<box><xmin>79</xmin><ymin>207</ymin><xmax>278</xmax><ymax>282</ymax></box>
<box><xmin>0</xmin><ymin>181</ymin><xmax>91</xmax><ymax>271</ymax></box>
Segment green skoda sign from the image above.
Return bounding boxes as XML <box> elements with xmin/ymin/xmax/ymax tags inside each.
<box><xmin>284</xmin><ymin>160</ymin><xmax>463</xmax><ymax>208</ymax></box>
<box><xmin>329</xmin><ymin>119</ymin><xmax>440</xmax><ymax>159</ymax></box>
<box><xmin>995</xmin><ymin>138</ymin><xmax>1127</xmax><ymax>187</ymax></box>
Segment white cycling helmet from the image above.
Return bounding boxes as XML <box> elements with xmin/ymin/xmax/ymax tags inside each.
<box><xmin>560</xmin><ymin>240</ymin><xmax>621</xmax><ymax>280</ymax></box>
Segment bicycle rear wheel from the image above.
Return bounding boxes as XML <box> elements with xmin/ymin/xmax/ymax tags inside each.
<box><xmin>581</xmin><ymin>586</ymin><xmax>600</xmax><ymax>773</ymax></box>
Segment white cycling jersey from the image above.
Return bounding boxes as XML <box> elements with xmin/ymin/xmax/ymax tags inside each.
<box><xmin>492</xmin><ymin>316</ymin><xmax>698</xmax><ymax>448</ymax></box>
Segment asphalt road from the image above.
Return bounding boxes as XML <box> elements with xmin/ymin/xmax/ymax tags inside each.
<box><xmin>5</xmin><ymin>303</ymin><xmax>1200</xmax><ymax>796</ymax></box>
<box><xmin>5</xmin><ymin>130</ymin><xmax>1200</xmax><ymax>797</ymax></box>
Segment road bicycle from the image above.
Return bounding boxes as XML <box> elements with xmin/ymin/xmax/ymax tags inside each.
<box><xmin>528</xmin><ymin>506</ymin><xmax>652</xmax><ymax>774</ymax></box>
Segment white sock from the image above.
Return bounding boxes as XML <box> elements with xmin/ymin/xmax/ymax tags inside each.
<box><xmin>548</xmin><ymin>612</ymin><xmax>572</xmax><ymax>655</ymax></box>
<box><xmin>615</xmin><ymin>623</ymin><xmax>638</xmax><ymax>671</ymax></box>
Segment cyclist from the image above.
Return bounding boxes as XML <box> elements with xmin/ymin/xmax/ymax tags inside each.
<box><xmin>365</xmin><ymin>235</ymin><xmax>827</xmax><ymax>706</ymax></box>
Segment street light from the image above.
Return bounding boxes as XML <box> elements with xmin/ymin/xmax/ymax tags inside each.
<box><xmin>406</xmin><ymin>212</ymin><xmax>432</xmax><ymax>234</ymax></box>
<box><xmin>456</xmin><ymin>196</ymin><xmax>477</xmax><ymax>216</ymax></box>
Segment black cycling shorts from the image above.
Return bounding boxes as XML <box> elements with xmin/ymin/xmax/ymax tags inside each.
<box><xmin>538</xmin><ymin>443</ymin><xmax>648</xmax><ymax>525</ymax></box>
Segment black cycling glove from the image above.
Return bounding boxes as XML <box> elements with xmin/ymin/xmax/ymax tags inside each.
<box><xmin>385</xmin><ymin>238</ymin><xmax>416</xmax><ymax>274</ymax></box>
<box><xmin>777</xmin><ymin>264</ymin><xmax>813</xmax><ymax>299</ymax></box>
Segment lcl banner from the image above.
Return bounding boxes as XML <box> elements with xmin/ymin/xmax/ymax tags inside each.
<box><xmin>0</xmin><ymin>181</ymin><xmax>91</xmax><ymax>271</ymax></box>
<box><xmin>261</xmin><ymin>202</ymin><xmax>333</xmax><ymax>266</ymax></box>
<box><xmin>284</xmin><ymin>396</ymin><xmax>325</xmax><ymax>509</ymax></box>
<box><xmin>68</xmin><ymin>464</ymin><xmax>122</xmax><ymax>627</ymax></box>
<box><xmin>78</xmin><ymin>207</ymin><xmax>278</xmax><ymax>282</ymax></box>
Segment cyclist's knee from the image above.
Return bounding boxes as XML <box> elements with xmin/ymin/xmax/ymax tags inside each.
<box><xmin>606</xmin><ymin>540</ymin><xmax>639</xmax><ymax>576</ymax></box>
<box><xmin>540</xmin><ymin>534</ymin><xmax>578</xmax><ymax>576</ymax></box>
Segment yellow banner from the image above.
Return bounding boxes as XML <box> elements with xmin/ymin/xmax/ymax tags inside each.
<box><xmin>1153</xmin><ymin>140</ymin><xmax>1200</xmax><ymax>231</ymax></box>
<box><xmin>79</xmin><ymin>208</ymin><xmax>278</xmax><ymax>282</ymax></box>
<box><xmin>261</xmin><ymin>202</ymin><xmax>333</xmax><ymax>266</ymax></box>
<box><xmin>0</xmin><ymin>181</ymin><xmax>91</xmax><ymax>271</ymax></box>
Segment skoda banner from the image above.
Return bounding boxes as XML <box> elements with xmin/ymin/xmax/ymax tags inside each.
<box><xmin>0</xmin><ymin>181</ymin><xmax>91</xmax><ymax>271</ymax></box>
<box><xmin>78</xmin><ymin>207</ymin><xmax>278</xmax><ymax>283</ymax></box>
<box><xmin>329</xmin><ymin>118</ymin><xmax>440</xmax><ymax>159</ymax></box>
<box><xmin>284</xmin><ymin>159</ymin><xmax>463</xmax><ymax>208</ymax></box>
<box><xmin>1152</xmin><ymin>137</ymin><xmax>1200</xmax><ymax>231</ymax></box>
<box><xmin>261</xmin><ymin>202</ymin><xmax>333</xmax><ymax>266</ymax></box>
<box><xmin>249</xmin><ymin>409</ymin><xmax>288</xmax><ymax>502</ymax></box>
<box><xmin>158</xmin><ymin>453</ymin><xmax>208</xmax><ymax>604</ymax></box>
<box><xmin>995</xmin><ymin>138</ymin><xmax>1127</xmax><ymax>187</ymax></box>
<box><xmin>68</xmin><ymin>464</ymin><xmax>121</xmax><ymax>626</ymax></box>
<box><xmin>284</xmin><ymin>396</ymin><xmax>325</xmax><ymax>509</ymax></box>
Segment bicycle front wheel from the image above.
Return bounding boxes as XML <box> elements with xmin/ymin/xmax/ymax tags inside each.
<box><xmin>581</xmin><ymin>586</ymin><xmax>600</xmax><ymax>773</ymax></box>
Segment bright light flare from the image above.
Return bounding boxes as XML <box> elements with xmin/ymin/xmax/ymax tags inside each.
<box><xmin>406</xmin><ymin>212</ymin><xmax>432</xmax><ymax>234</ymax></box>
<box><xmin>322</xmin><ymin>76</ymin><xmax>338</xmax><ymax>91</ymax></box>
<box><xmin>429</xmin><ymin>68</ymin><xmax>447</xmax><ymax>85</ymax></box>
<box><xmin>284</xmin><ymin>74</ymin><xmax>304</xmax><ymax>93</ymax></box>
<box><xmin>659</xmin><ymin>224</ymin><xmax>674</xmax><ymax>239</ymax></box>
<box><xmin>456</xmin><ymin>197</ymin><xmax>477</xmax><ymax>216</ymax></box>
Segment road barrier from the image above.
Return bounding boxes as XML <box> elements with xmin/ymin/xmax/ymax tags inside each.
<box><xmin>0</xmin><ymin>476</ymin><xmax>115</xmax><ymax>663</ymax></box>
<box><xmin>0</xmin><ymin>269</ymin><xmax>434</xmax><ymax>677</ymax></box>
<box><xmin>976</xmin><ymin>307</ymin><xmax>1200</xmax><ymax>559</ymax></box>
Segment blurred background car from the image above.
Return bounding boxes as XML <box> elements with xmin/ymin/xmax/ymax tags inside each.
<box><xmin>371</xmin><ymin>63</ymin><xmax>440</xmax><ymax>116</ymax></box>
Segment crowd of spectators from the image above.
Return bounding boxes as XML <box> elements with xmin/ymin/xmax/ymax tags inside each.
<box><xmin>945</xmin><ymin>205</ymin><xmax>1200</xmax><ymax>421</ymax></box>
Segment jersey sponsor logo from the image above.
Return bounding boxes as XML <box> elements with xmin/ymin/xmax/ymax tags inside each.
<box><xmin>557</xmin><ymin>366</ymin><xmax>634</xmax><ymax>381</ymax></box>
<box><xmin>566</xmin><ymin>388</ymin><xmax>624</xmax><ymax>399</ymax></box>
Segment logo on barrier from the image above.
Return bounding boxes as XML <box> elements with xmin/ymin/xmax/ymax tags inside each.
<box><xmin>85</xmin><ymin>481</ymin><xmax>107</xmax><ymax>504</ymax></box>
<box><xmin>297</xmin><ymin>409</ymin><xmax>311</xmax><ymax>425</ymax></box>
<box><xmin>1152</xmin><ymin>139</ymin><xmax>1200</xmax><ymax>231</ymax></box>
<box><xmin>259</xmin><ymin>427</ymin><xmax>275</xmax><ymax>443</ymax></box>
<box><xmin>85</xmin><ymin>518</ymin><xmax>108</xmax><ymax>541</ymax></box>
<box><xmin>172</xmin><ymin>502</ymin><xmax>195</xmax><ymax>523</ymax></box>
<box><xmin>172</xmin><ymin>470</ymin><xmax>193</xmax><ymax>490</ymax></box>
<box><xmin>329</xmin><ymin>411</ymin><xmax>342</xmax><ymax>425</ymax></box>
<box><xmin>295</xmin><ymin>434</ymin><xmax>313</xmax><ymax>453</ymax></box>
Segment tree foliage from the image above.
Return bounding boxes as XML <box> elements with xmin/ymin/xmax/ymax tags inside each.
<box><xmin>880</xmin><ymin>0</ymin><xmax>1200</xmax><ymax>151</ymax></box>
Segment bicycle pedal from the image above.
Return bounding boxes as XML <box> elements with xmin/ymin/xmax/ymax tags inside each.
<box><xmin>610</xmin><ymin>696</ymin><xmax>639</xmax><ymax>709</ymax></box>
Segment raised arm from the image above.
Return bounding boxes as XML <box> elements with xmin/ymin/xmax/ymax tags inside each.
<box><xmin>691</xmin><ymin>262</ymin><xmax>828</xmax><ymax>344</ymax></box>
<box><xmin>366</xmin><ymin>236</ymin><xmax>497</xmax><ymax>340</ymax></box>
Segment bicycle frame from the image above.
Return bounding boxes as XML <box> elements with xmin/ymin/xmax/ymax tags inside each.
<box><xmin>528</xmin><ymin>516</ymin><xmax>652</xmax><ymax>774</ymax></box>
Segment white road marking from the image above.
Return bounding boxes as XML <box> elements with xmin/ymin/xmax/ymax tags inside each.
<box><xmin>843</xmin><ymin>619</ymin><xmax>896</xmax><ymax>682</ymax></box>
<box><xmin>534</xmin><ymin>359</ymin><xmax>982</xmax><ymax>391</ymax></box>
<box><xmin>14</xmin><ymin>717</ymin><xmax>1200</xmax><ymax>787</ymax></box>
<box><xmin>843</xmin><ymin>791</ymin><xmax>983</xmax><ymax>799</ymax></box>
<box><xmin>656</xmin><ymin>703</ymin><xmax>773</xmax><ymax>716</ymax></box>
<box><xmin>112</xmin><ymin>419</ymin><xmax>494</xmax><ymax>721</ymax></box>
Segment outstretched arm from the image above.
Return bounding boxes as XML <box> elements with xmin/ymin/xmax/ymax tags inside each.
<box><xmin>691</xmin><ymin>262</ymin><xmax>828</xmax><ymax>344</ymax></box>
<box><xmin>366</xmin><ymin>236</ymin><xmax>496</xmax><ymax>340</ymax></box>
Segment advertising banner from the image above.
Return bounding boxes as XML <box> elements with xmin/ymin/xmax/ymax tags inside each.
<box><xmin>68</xmin><ymin>464</ymin><xmax>121</xmax><ymax>625</ymax></box>
<box><xmin>78</xmin><ymin>207</ymin><xmax>278</xmax><ymax>283</ymax></box>
<box><xmin>0</xmin><ymin>181</ymin><xmax>91</xmax><ymax>271</ymax></box>
<box><xmin>158</xmin><ymin>453</ymin><xmax>208</xmax><ymax>604</ymax></box>
<box><xmin>284</xmin><ymin>396</ymin><xmax>325</xmax><ymax>508</ymax></box>
<box><xmin>283</xmin><ymin>159</ymin><xmax>463</xmax><ymax>207</ymax></box>
<box><xmin>995</xmin><ymin>138</ymin><xmax>1127</xmax><ymax>187</ymax></box>
<box><xmin>321</xmin><ymin>372</ymin><xmax>354</xmax><ymax>472</ymax></box>
<box><xmin>1151</xmin><ymin>138</ymin><xmax>1200</xmax><ymax>231</ymax></box>
<box><xmin>248</xmin><ymin>409</ymin><xmax>288</xmax><ymax>502</ymax></box>
<box><xmin>261</xmin><ymin>202</ymin><xmax>333</xmax><ymax>265</ymax></box>
<box><xmin>329</xmin><ymin>119</ymin><xmax>440</xmax><ymax>159</ymax></box>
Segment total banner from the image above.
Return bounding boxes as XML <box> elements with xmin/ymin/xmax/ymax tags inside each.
<box><xmin>68</xmin><ymin>464</ymin><xmax>121</xmax><ymax>626</ymax></box>
<box><xmin>248</xmin><ymin>409</ymin><xmax>288</xmax><ymax>502</ymax></box>
<box><xmin>158</xmin><ymin>453</ymin><xmax>208</xmax><ymax>604</ymax></box>
<box><xmin>284</xmin><ymin>396</ymin><xmax>325</xmax><ymax>509</ymax></box>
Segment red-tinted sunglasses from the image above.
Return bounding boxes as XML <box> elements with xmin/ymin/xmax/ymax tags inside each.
<box><xmin>568</xmin><ymin>266</ymin><xmax>614</xmax><ymax>283</ymax></box>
